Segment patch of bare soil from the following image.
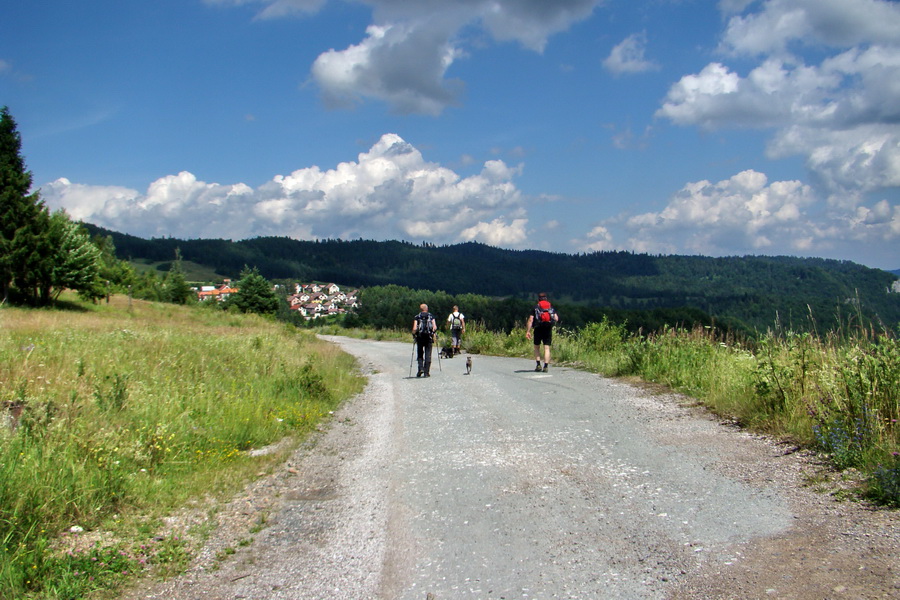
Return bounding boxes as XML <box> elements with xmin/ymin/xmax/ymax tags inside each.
<box><xmin>665</xmin><ymin>400</ymin><xmax>898</xmax><ymax>599</ymax></box>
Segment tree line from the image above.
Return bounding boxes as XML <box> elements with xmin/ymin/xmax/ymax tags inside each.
<box><xmin>85</xmin><ymin>224</ymin><xmax>900</xmax><ymax>334</ymax></box>
<box><xmin>350</xmin><ymin>284</ymin><xmax>729</xmax><ymax>336</ymax></box>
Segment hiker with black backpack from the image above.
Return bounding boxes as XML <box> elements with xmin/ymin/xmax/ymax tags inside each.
<box><xmin>446</xmin><ymin>305</ymin><xmax>466</xmax><ymax>355</ymax></box>
<box><xmin>525</xmin><ymin>292</ymin><xmax>559</xmax><ymax>372</ymax></box>
<box><xmin>412</xmin><ymin>303</ymin><xmax>437</xmax><ymax>377</ymax></box>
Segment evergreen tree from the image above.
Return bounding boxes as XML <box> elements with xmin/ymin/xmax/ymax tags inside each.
<box><xmin>93</xmin><ymin>233</ymin><xmax>138</xmax><ymax>295</ymax></box>
<box><xmin>47</xmin><ymin>211</ymin><xmax>102</xmax><ymax>301</ymax></box>
<box><xmin>227</xmin><ymin>266</ymin><xmax>278</xmax><ymax>315</ymax></box>
<box><xmin>0</xmin><ymin>106</ymin><xmax>53</xmax><ymax>304</ymax></box>
<box><xmin>163</xmin><ymin>249</ymin><xmax>193</xmax><ymax>304</ymax></box>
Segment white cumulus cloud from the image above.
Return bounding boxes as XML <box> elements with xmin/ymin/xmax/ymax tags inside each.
<box><xmin>603</xmin><ymin>32</ymin><xmax>658</xmax><ymax>75</ymax></box>
<box><xmin>656</xmin><ymin>0</ymin><xmax>900</xmax><ymax>229</ymax></box>
<box><xmin>40</xmin><ymin>134</ymin><xmax>532</xmax><ymax>248</ymax></box>
<box><xmin>307</xmin><ymin>0</ymin><xmax>603</xmax><ymax>114</ymax></box>
<box><xmin>603</xmin><ymin>169</ymin><xmax>898</xmax><ymax>257</ymax></box>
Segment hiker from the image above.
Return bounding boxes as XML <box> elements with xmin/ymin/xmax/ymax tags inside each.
<box><xmin>525</xmin><ymin>292</ymin><xmax>559</xmax><ymax>372</ymax></box>
<box><xmin>446</xmin><ymin>305</ymin><xmax>466</xmax><ymax>355</ymax></box>
<box><xmin>412</xmin><ymin>303</ymin><xmax>437</xmax><ymax>377</ymax></box>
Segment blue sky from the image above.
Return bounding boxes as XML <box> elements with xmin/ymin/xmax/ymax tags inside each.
<box><xmin>2</xmin><ymin>0</ymin><xmax>899</xmax><ymax>270</ymax></box>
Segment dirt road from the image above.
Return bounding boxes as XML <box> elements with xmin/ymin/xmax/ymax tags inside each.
<box><xmin>130</xmin><ymin>337</ymin><xmax>898</xmax><ymax>599</ymax></box>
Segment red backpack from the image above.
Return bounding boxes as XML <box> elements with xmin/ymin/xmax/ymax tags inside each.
<box><xmin>534</xmin><ymin>300</ymin><xmax>556</xmax><ymax>327</ymax></box>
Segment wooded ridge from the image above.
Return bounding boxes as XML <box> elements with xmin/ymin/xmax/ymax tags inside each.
<box><xmin>83</xmin><ymin>223</ymin><xmax>900</xmax><ymax>334</ymax></box>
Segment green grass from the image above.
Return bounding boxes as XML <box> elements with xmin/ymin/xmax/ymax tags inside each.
<box><xmin>0</xmin><ymin>295</ymin><xmax>365</xmax><ymax>599</ymax></box>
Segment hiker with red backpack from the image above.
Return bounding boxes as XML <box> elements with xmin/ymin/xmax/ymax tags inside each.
<box><xmin>525</xmin><ymin>292</ymin><xmax>559</xmax><ymax>372</ymax></box>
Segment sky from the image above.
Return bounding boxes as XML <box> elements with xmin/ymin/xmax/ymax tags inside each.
<box><xmin>2</xmin><ymin>0</ymin><xmax>899</xmax><ymax>271</ymax></box>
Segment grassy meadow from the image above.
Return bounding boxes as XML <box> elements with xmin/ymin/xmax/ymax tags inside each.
<box><xmin>0</xmin><ymin>296</ymin><xmax>364</xmax><ymax>600</ymax></box>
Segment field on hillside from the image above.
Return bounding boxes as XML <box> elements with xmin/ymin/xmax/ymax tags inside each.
<box><xmin>0</xmin><ymin>296</ymin><xmax>364</xmax><ymax>599</ymax></box>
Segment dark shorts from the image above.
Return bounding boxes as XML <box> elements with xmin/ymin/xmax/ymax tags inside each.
<box><xmin>450</xmin><ymin>327</ymin><xmax>462</xmax><ymax>344</ymax></box>
<box><xmin>533</xmin><ymin>326</ymin><xmax>552</xmax><ymax>346</ymax></box>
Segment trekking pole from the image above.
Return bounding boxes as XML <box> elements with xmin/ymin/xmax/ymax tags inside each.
<box><xmin>409</xmin><ymin>339</ymin><xmax>416</xmax><ymax>378</ymax></box>
<box><xmin>435</xmin><ymin>334</ymin><xmax>442</xmax><ymax>372</ymax></box>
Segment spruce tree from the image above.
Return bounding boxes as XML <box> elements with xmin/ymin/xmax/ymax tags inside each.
<box><xmin>228</xmin><ymin>266</ymin><xmax>279</xmax><ymax>315</ymax></box>
<box><xmin>163</xmin><ymin>249</ymin><xmax>194</xmax><ymax>305</ymax></box>
<box><xmin>48</xmin><ymin>210</ymin><xmax>102</xmax><ymax>301</ymax></box>
<box><xmin>0</xmin><ymin>106</ymin><xmax>52</xmax><ymax>304</ymax></box>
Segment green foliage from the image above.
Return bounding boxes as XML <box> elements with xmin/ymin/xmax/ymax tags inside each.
<box><xmin>83</xmin><ymin>224</ymin><xmax>900</xmax><ymax>335</ymax></box>
<box><xmin>162</xmin><ymin>250</ymin><xmax>193</xmax><ymax>305</ymax></box>
<box><xmin>1</xmin><ymin>106</ymin><xmax>38</xmax><ymax>304</ymax></box>
<box><xmin>1</xmin><ymin>109</ymin><xmax>126</xmax><ymax>307</ymax></box>
<box><xmin>867</xmin><ymin>454</ymin><xmax>900</xmax><ymax>507</ymax></box>
<box><xmin>47</xmin><ymin>212</ymin><xmax>102</xmax><ymax>301</ymax></box>
<box><xmin>225</xmin><ymin>266</ymin><xmax>279</xmax><ymax>315</ymax></box>
<box><xmin>0</xmin><ymin>106</ymin><xmax>55</xmax><ymax>306</ymax></box>
<box><xmin>0</xmin><ymin>296</ymin><xmax>365</xmax><ymax>598</ymax></box>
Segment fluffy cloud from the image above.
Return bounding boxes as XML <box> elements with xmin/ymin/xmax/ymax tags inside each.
<box><xmin>308</xmin><ymin>0</ymin><xmax>602</xmax><ymax>114</ymax></box>
<box><xmin>720</xmin><ymin>0</ymin><xmax>900</xmax><ymax>56</ymax></box>
<box><xmin>580</xmin><ymin>225</ymin><xmax>614</xmax><ymax>252</ymax></box>
<box><xmin>40</xmin><ymin>134</ymin><xmax>531</xmax><ymax>247</ymax></box>
<box><xmin>657</xmin><ymin>0</ymin><xmax>900</xmax><ymax>207</ymax></box>
<box><xmin>212</xmin><ymin>0</ymin><xmax>604</xmax><ymax>114</ymax></box>
<box><xmin>576</xmin><ymin>169</ymin><xmax>898</xmax><ymax>257</ymax></box>
<box><xmin>311</xmin><ymin>21</ymin><xmax>464</xmax><ymax>115</ymax></box>
<box><xmin>603</xmin><ymin>32</ymin><xmax>658</xmax><ymax>75</ymax></box>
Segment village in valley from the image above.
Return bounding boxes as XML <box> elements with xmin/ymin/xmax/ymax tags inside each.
<box><xmin>197</xmin><ymin>280</ymin><xmax>359</xmax><ymax>320</ymax></box>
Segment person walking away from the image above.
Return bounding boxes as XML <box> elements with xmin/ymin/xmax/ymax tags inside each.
<box><xmin>525</xmin><ymin>292</ymin><xmax>559</xmax><ymax>372</ymax></box>
<box><xmin>412</xmin><ymin>303</ymin><xmax>437</xmax><ymax>377</ymax></box>
<box><xmin>447</xmin><ymin>305</ymin><xmax>466</xmax><ymax>355</ymax></box>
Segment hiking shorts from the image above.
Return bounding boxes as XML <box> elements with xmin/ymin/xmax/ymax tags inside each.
<box><xmin>533</xmin><ymin>326</ymin><xmax>552</xmax><ymax>346</ymax></box>
<box><xmin>450</xmin><ymin>327</ymin><xmax>462</xmax><ymax>345</ymax></box>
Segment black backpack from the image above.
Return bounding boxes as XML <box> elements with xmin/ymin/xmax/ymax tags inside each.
<box><xmin>415</xmin><ymin>312</ymin><xmax>435</xmax><ymax>336</ymax></box>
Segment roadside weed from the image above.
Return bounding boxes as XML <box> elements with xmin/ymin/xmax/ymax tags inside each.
<box><xmin>0</xmin><ymin>296</ymin><xmax>364</xmax><ymax>599</ymax></box>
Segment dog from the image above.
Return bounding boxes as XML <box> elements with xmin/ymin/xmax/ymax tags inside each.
<box><xmin>439</xmin><ymin>346</ymin><xmax>454</xmax><ymax>359</ymax></box>
<box><xmin>465</xmin><ymin>355</ymin><xmax>472</xmax><ymax>375</ymax></box>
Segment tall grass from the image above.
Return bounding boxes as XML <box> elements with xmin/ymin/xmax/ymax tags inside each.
<box><xmin>0</xmin><ymin>296</ymin><xmax>364</xmax><ymax>599</ymax></box>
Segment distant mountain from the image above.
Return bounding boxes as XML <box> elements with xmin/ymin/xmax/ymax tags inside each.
<box><xmin>84</xmin><ymin>224</ymin><xmax>900</xmax><ymax>333</ymax></box>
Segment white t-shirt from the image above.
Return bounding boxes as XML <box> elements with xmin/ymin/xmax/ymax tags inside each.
<box><xmin>447</xmin><ymin>312</ymin><xmax>465</xmax><ymax>328</ymax></box>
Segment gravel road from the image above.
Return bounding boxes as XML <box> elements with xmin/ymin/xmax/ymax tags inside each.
<box><xmin>129</xmin><ymin>336</ymin><xmax>898</xmax><ymax>600</ymax></box>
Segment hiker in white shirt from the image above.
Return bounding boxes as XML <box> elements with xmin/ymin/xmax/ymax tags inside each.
<box><xmin>446</xmin><ymin>305</ymin><xmax>466</xmax><ymax>355</ymax></box>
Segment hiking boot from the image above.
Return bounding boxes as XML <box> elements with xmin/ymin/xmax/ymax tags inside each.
<box><xmin>542</xmin><ymin>364</ymin><xmax>549</xmax><ymax>372</ymax></box>
<box><xmin>534</xmin><ymin>363</ymin><xmax>542</xmax><ymax>372</ymax></box>
<box><xmin>424</xmin><ymin>372</ymin><xmax>431</xmax><ymax>377</ymax></box>
<box><xmin>416</xmin><ymin>371</ymin><xmax>423</xmax><ymax>378</ymax></box>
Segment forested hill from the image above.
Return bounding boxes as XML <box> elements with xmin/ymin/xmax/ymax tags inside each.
<box><xmin>84</xmin><ymin>224</ymin><xmax>900</xmax><ymax>332</ymax></box>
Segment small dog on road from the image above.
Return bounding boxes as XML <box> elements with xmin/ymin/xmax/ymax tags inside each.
<box><xmin>439</xmin><ymin>346</ymin><xmax>454</xmax><ymax>359</ymax></box>
<box><xmin>465</xmin><ymin>355</ymin><xmax>473</xmax><ymax>375</ymax></box>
